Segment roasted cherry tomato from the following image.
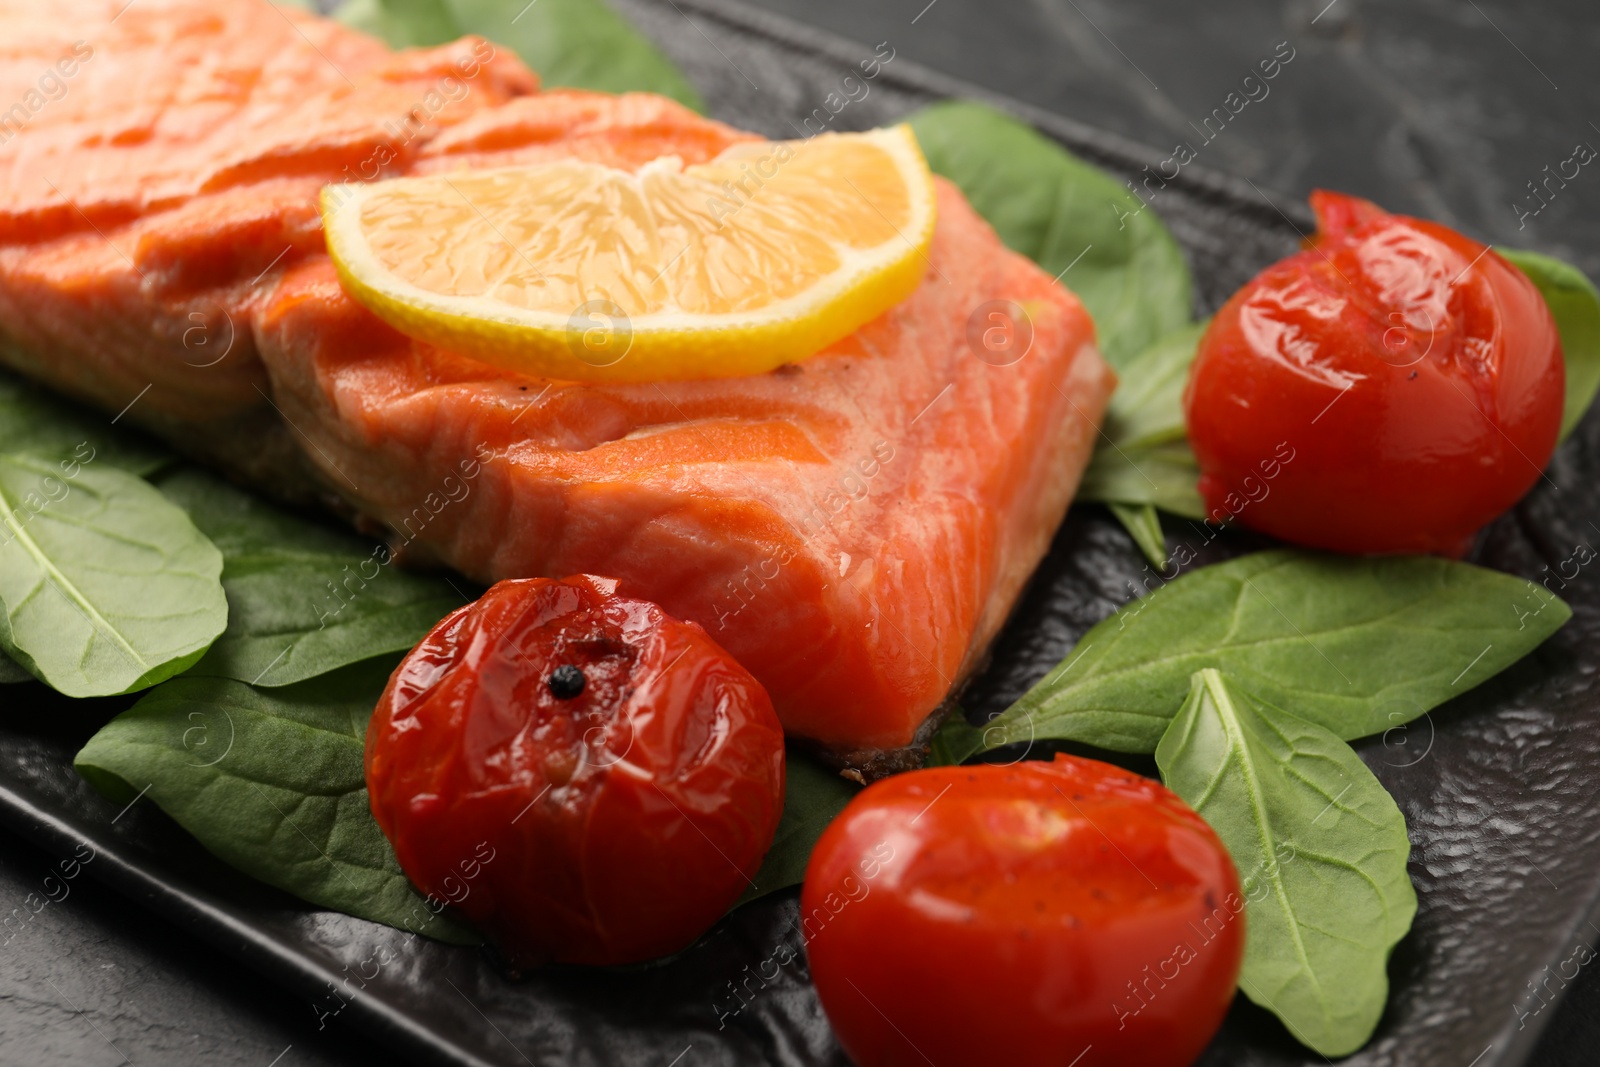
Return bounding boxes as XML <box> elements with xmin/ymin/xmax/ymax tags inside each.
<box><xmin>803</xmin><ymin>755</ymin><xmax>1242</xmax><ymax>1067</ymax></box>
<box><xmin>1184</xmin><ymin>189</ymin><xmax>1563</xmax><ymax>556</ymax></box>
<box><xmin>366</xmin><ymin>575</ymin><xmax>785</xmax><ymax>968</ymax></box>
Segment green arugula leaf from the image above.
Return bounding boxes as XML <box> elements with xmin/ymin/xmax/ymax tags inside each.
<box><xmin>1077</xmin><ymin>439</ymin><xmax>1206</xmax><ymax>520</ymax></box>
<box><xmin>0</xmin><ymin>372</ymin><xmax>169</xmax><ymax>476</ymax></box>
<box><xmin>981</xmin><ymin>550</ymin><xmax>1570</xmax><ymax>754</ymax></box>
<box><xmin>1156</xmin><ymin>669</ymin><xmax>1416</xmax><ymax>1056</ymax></box>
<box><xmin>0</xmin><ymin>454</ymin><xmax>227</xmax><ymax>697</ymax></box>
<box><xmin>335</xmin><ymin>0</ymin><xmax>704</xmax><ymax>111</ymax></box>
<box><xmin>736</xmin><ymin>751</ymin><xmax>858</xmax><ymax>906</ymax></box>
<box><xmin>1108</xmin><ymin>502</ymin><xmax>1167</xmax><ymax>567</ymax></box>
<box><xmin>908</xmin><ymin>100</ymin><xmax>1193</xmax><ymax>369</ymax></box>
<box><xmin>1501</xmin><ymin>249</ymin><xmax>1600</xmax><ymax>441</ymax></box>
<box><xmin>155</xmin><ymin>468</ymin><xmax>465</xmax><ymax>688</ymax></box>
<box><xmin>75</xmin><ymin>663</ymin><xmax>477</xmax><ymax>944</ymax></box>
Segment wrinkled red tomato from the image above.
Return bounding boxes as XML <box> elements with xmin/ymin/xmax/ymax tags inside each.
<box><xmin>1184</xmin><ymin>189</ymin><xmax>1563</xmax><ymax>556</ymax></box>
<box><xmin>803</xmin><ymin>755</ymin><xmax>1242</xmax><ymax>1067</ymax></box>
<box><xmin>366</xmin><ymin>575</ymin><xmax>786</xmax><ymax>968</ymax></box>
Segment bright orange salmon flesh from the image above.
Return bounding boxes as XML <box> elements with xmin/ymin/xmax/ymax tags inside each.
<box><xmin>0</xmin><ymin>1</ymin><xmax>1114</xmax><ymax>771</ymax></box>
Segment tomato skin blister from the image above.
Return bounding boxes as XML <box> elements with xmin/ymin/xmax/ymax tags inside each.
<box><xmin>366</xmin><ymin>574</ymin><xmax>786</xmax><ymax>968</ymax></box>
<box><xmin>1185</xmin><ymin>189</ymin><xmax>1563</xmax><ymax>556</ymax></box>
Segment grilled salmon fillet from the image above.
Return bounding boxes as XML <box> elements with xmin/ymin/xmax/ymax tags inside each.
<box><xmin>0</xmin><ymin>0</ymin><xmax>1115</xmax><ymax>771</ymax></box>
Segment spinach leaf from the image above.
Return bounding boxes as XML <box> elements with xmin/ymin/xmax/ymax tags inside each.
<box><xmin>908</xmin><ymin>100</ymin><xmax>1193</xmax><ymax>369</ymax></box>
<box><xmin>1501</xmin><ymin>249</ymin><xmax>1600</xmax><ymax>441</ymax></box>
<box><xmin>981</xmin><ymin>550</ymin><xmax>1570</xmax><ymax>754</ymax></box>
<box><xmin>0</xmin><ymin>652</ymin><xmax>31</xmax><ymax>684</ymax></box>
<box><xmin>1077</xmin><ymin>439</ymin><xmax>1206</xmax><ymax>520</ymax></box>
<box><xmin>335</xmin><ymin>0</ymin><xmax>704</xmax><ymax>111</ymax></box>
<box><xmin>334</xmin><ymin>0</ymin><xmax>463</xmax><ymax>45</ymax></box>
<box><xmin>1156</xmin><ymin>669</ymin><xmax>1416</xmax><ymax>1056</ymax></box>
<box><xmin>1089</xmin><ymin>322</ymin><xmax>1207</xmax><ymax>558</ymax></box>
<box><xmin>736</xmin><ymin>751</ymin><xmax>858</xmax><ymax>907</ymax></box>
<box><xmin>924</xmin><ymin>711</ymin><xmax>986</xmax><ymax>767</ymax></box>
<box><xmin>74</xmin><ymin>663</ymin><xmax>477</xmax><ymax>944</ymax></box>
<box><xmin>0</xmin><ymin>454</ymin><xmax>227</xmax><ymax>697</ymax></box>
<box><xmin>1108</xmin><ymin>502</ymin><xmax>1167</xmax><ymax>568</ymax></box>
<box><xmin>156</xmin><ymin>468</ymin><xmax>465</xmax><ymax>688</ymax></box>
<box><xmin>0</xmin><ymin>372</ymin><xmax>168</xmax><ymax>476</ymax></box>
<box><xmin>1102</xmin><ymin>320</ymin><xmax>1205</xmax><ymax>450</ymax></box>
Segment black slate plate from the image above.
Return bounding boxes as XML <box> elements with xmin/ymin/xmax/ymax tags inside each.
<box><xmin>3</xmin><ymin>1</ymin><xmax>1598</xmax><ymax>1065</ymax></box>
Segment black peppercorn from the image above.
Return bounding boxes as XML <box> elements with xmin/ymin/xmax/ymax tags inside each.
<box><xmin>548</xmin><ymin>664</ymin><xmax>585</xmax><ymax>699</ymax></box>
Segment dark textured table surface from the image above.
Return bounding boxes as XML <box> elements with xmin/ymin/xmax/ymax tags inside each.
<box><xmin>2</xmin><ymin>1</ymin><xmax>1597</xmax><ymax>1064</ymax></box>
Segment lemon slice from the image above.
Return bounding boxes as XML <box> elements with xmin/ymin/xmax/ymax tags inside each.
<box><xmin>321</xmin><ymin>124</ymin><xmax>937</xmax><ymax>382</ymax></box>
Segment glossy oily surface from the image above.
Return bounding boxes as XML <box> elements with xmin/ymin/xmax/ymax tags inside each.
<box><xmin>802</xmin><ymin>756</ymin><xmax>1244</xmax><ymax>1067</ymax></box>
<box><xmin>365</xmin><ymin>575</ymin><xmax>786</xmax><ymax>967</ymax></box>
<box><xmin>1184</xmin><ymin>190</ymin><xmax>1564</xmax><ymax>556</ymax></box>
<box><xmin>0</xmin><ymin>2</ymin><xmax>1595</xmax><ymax>1065</ymax></box>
